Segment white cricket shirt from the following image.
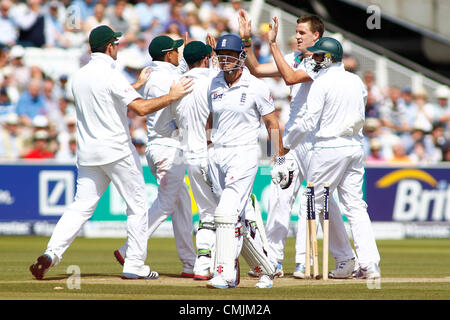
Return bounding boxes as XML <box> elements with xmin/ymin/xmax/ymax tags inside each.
<box><xmin>283</xmin><ymin>62</ymin><xmax>367</xmax><ymax>150</ymax></box>
<box><xmin>143</xmin><ymin>60</ymin><xmax>183</xmax><ymax>148</ymax></box>
<box><xmin>282</xmin><ymin>52</ymin><xmax>319</xmax><ymax>150</ymax></box>
<box><xmin>71</xmin><ymin>53</ymin><xmax>141</xmax><ymax>166</ymax></box>
<box><xmin>208</xmin><ymin>67</ymin><xmax>275</xmax><ymax>147</ymax></box>
<box><xmin>160</xmin><ymin>67</ymin><xmax>219</xmax><ymax>160</ymax></box>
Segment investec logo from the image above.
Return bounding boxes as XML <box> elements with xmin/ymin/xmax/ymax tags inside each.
<box><xmin>39</xmin><ymin>171</ymin><xmax>74</xmax><ymax>215</ymax></box>
<box><xmin>376</xmin><ymin>169</ymin><xmax>450</xmax><ymax>221</ymax></box>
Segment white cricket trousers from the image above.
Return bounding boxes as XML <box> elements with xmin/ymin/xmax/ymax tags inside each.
<box><xmin>46</xmin><ymin>152</ymin><xmax>149</xmax><ymax>272</ymax></box>
<box><xmin>145</xmin><ymin>143</ymin><xmax>196</xmax><ymax>267</ymax></box>
<box><xmin>266</xmin><ymin>147</ymin><xmax>356</xmax><ymax>265</ymax></box>
<box><xmin>308</xmin><ymin>145</ymin><xmax>380</xmax><ymax>267</ymax></box>
<box><xmin>186</xmin><ymin>158</ymin><xmax>218</xmax><ymax>273</ymax></box>
<box><xmin>209</xmin><ymin>145</ymin><xmax>259</xmax><ymax>281</ymax></box>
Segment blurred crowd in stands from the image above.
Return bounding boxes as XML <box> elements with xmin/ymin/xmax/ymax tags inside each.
<box><xmin>0</xmin><ymin>0</ymin><xmax>449</xmax><ymax>165</ymax></box>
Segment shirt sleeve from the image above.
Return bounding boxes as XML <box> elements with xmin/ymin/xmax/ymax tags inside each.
<box><xmin>254</xmin><ymin>80</ymin><xmax>275</xmax><ymax>116</ymax></box>
<box><xmin>283</xmin><ymin>80</ymin><xmax>324</xmax><ymax>149</ymax></box>
<box><xmin>110</xmin><ymin>72</ymin><xmax>142</xmax><ymax>106</ymax></box>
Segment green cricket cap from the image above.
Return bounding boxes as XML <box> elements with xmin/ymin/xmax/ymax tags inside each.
<box><xmin>148</xmin><ymin>35</ymin><xmax>184</xmax><ymax>59</ymax></box>
<box><xmin>89</xmin><ymin>25</ymin><xmax>122</xmax><ymax>49</ymax></box>
<box><xmin>183</xmin><ymin>41</ymin><xmax>212</xmax><ymax>65</ymax></box>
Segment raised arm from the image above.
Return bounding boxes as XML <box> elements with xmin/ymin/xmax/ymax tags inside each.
<box><xmin>128</xmin><ymin>77</ymin><xmax>193</xmax><ymax>116</ymax></box>
<box><xmin>238</xmin><ymin>9</ymin><xmax>280</xmax><ymax>78</ymax></box>
<box><xmin>268</xmin><ymin>17</ymin><xmax>312</xmax><ymax>85</ymax></box>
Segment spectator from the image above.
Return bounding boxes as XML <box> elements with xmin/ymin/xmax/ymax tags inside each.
<box><xmin>56</xmin><ymin>114</ymin><xmax>76</xmax><ymax>157</ymax></box>
<box><xmin>22</xmin><ymin>129</ymin><xmax>54</xmax><ymax>159</ymax></box>
<box><xmin>342</xmin><ymin>54</ymin><xmax>359</xmax><ymax>73</ymax></box>
<box><xmin>83</xmin><ymin>2</ymin><xmax>110</xmax><ymax>35</ymax></box>
<box><xmin>425</xmin><ymin>123</ymin><xmax>447</xmax><ymax>162</ymax></box>
<box><xmin>0</xmin><ymin>112</ymin><xmax>25</xmax><ymax>160</ymax></box>
<box><xmin>363</xmin><ymin>71</ymin><xmax>384</xmax><ymax>99</ymax></box>
<box><xmin>257</xmin><ymin>23</ymin><xmax>271</xmax><ymax>61</ymax></box>
<box><xmin>55</xmin><ymin>133</ymin><xmax>76</xmax><ymax>161</ymax></box>
<box><xmin>107</xmin><ymin>0</ymin><xmax>137</xmax><ymax>45</ymax></box>
<box><xmin>442</xmin><ymin>141</ymin><xmax>450</xmax><ymax>162</ymax></box>
<box><xmin>411</xmin><ymin>88</ymin><xmax>434</xmax><ymax>133</ymax></box>
<box><xmin>15</xmin><ymin>78</ymin><xmax>46</xmax><ymax>126</ymax></box>
<box><xmin>362</xmin><ymin>117</ymin><xmax>381</xmax><ymax>155</ymax></box>
<box><xmin>117</xmin><ymin>48</ymin><xmax>146</xmax><ymax>84</ymax></box>
<box><xmin>126</xmin><ymin>33</ymin><xmax>152</xmax><ymax>67</ymax></box>
<box><xmin>0</xmin><ymin>85</ymin><xmax>15</xmax><ymax>122</ymax></box>
<box><xmin>185</xmin><ymin>11</ymin><xmax>207</xmax><ymax>41</ymax></box>
<box><xmin>135</xmin><ymin>0</ymin><xmax>157</xmax><ymax>31</ymax></box>
<box><xmin>48</xmin><ymin>96</ymin><xmax>75</xmax><ymax>133</ymax></box>
<box><xmin>365</xmin><ymin>138</ymin><xmax>385</xmax><ymax>164</ymax></box>
<box><xmin>223</xmin><ymin>0</ymin><xmax>242</xmax><ymax>33</ymax></box>
<box><xmin>12</xmin><ymin>0</ymin><xmax>46</xmax><ymax>48</ymax></box>
<box><xmin>0</xmin><ymin>0</ymin><xmax>17</xmax><ymax>47</ymax></box>
<box><xmin>402</xmin><ymin>126</ymin><xmax>427</xmax><ymax>154</ymax></box>
<box><xmin>388</xmin><ymin>140</ymin><xmax>413</xmax><ymax>165</ymax></box>
<box><xmin>432</xmin><ymin>85</ymin><xmax>449</xmax><ymax>129</ymax></box>
<box><xmin>253</xmin><ymin>36</ymin><xmax>271</xmax><ymax>64</ymax></box>
<box><xmin>398</xmin><ymin>87</ymin><xmax>416</xmax><ymax>127</ymax></box>
<box><xmin>44</xmin><ymin>1</ymin><xmax>70</xmax><ymax>48</ymax></box>
<box><xmin>71</xmin><ymin>0</ymin><xmax>96</xmax><ymax>23</ymax></box>
<box><xmin>8</xmin><ymin>45</ymin><xmax>31</xmax><ymax>93</ymax></box>
<box><xmin>164</xmin><ymin>1</ymin><xmax>187</xmax><ymax>37</ymax></box>
<box><xmin>379</xmin><ymin>86</ymin><xmax>410</xmax><ymax>135</ymax></box>
<box><xmin>183</xmin><ymin>0</ymin><xmax>203</xmax><ymax>15</ymax></box>
<box><xmin>409</xmin><ymin>140</ymin><xmax>435</xmax><ymax>165</ymax></box>
<box><xmin>199</xmin><ymin>0</ymin><xmax>226</xmax><ymax>27</ymax></box>
<box><xmin>363</xmin><ymin>71</ymin><xmax>383</xmax><ymax>117</ymax></box>
<box><xmin>53</xmin><ymin>74</ymin><xmax>69</xmax><ymax>102</ymax></box>
<box><xmin>42</xmin><ymin>77</ymin><xmax>58</xmax><ymax>114</ymax></box>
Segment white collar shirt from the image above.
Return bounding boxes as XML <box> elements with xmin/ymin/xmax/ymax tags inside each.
<box><xmin>143</xmin><ymin>60</ymin><xmax>183</xmax><ymax>147</ymax></box>
<box><xmin>71</xmin><ymin>52</ymin><xmax>141</xmax><ymax>166</ymax></box>
<box><xmin>160</xmin><ymin>67</ymin><xmax>219</xmax><ymax>160</ymax></box>
<box><xmin>208</xmin><ymin>67</ymin><xmax>275</xmax><ymax>147</ymax></box>
<box><xmin>283</xmin><ymin>63</ymin><xmax>367</xmax><ymax>150</ymax></box>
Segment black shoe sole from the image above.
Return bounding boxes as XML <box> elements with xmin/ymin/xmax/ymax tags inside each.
<box><xmin>29</xmin><ymin>254</ymin><xmax>52</xmax><ymax>280</ymax></box>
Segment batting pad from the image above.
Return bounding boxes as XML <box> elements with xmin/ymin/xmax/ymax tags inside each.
<box><xmin>241</xmin><ymin>227</ymin><xmax>276</xmax><ymax>276</ymax></box>
<box><xmin>214</xmin><ymin>222</ymin><xmax>237</xmax><ymax>282</ymax></box>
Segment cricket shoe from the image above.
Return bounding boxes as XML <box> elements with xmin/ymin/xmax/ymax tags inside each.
<box><xmin>181</xmin><ymin>264</ymin><xmax>195</xmax><ymax>278</ymax></box>
<box><xmin>275</xmin><ymin>262</ymin><xmax>284</xmax><ymax>278</ymax></box>
<box><xmin>194</xmin><ymin>269</ymin><xmax>212</xmax><ymax>280</ymax></box>
<box><xmin>113</xmin><ymin>249</ymin><xmax>125</xmax><ymax>266</ymax></box>
<box><xmin>293</xmin><ymin>263</ymin><xmax>306</xmax><ymax>279</ymax></box>
<box><xmin>353</xmin><ymin>263</ymin><xmax>381</xmax><ymax>279</ymax></box>
<box><xmin>352</xmin><ymin>258</ymin><xmax>360</xmax><ymax>277</ymax></box>
<box><xmin>29</xmin><ymin>253</ymin><xmax>53</xmax><ymax>280</ymax></box>
<box><xmin>206</xmin><ymin>275</ymin><xmax>236</xmax><ymax>289</ymax></box>
<box><xmin>247</xmin><ymin>268</ymin><xmax>260</xmax><ymax>278</ymax></box>
<box><xmin>122</xmin><ymin>265</ymin><xmax>159</xmax><ymax>280</ymax></box>
<box><xmin>255</xmin><ymin>274</ymin><xmax>273</xmax><ymax>288</ymax></box>
<box><xmin>329</xmin><ymin>257</ymin><xmax>356</xmax><ymax>279</ymax></box>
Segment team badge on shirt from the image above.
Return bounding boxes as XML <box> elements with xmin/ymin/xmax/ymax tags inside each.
<box><xmin>239</xmin><ymin>93</ymin><xmax>247</xmax><ymax>104</ymax></box>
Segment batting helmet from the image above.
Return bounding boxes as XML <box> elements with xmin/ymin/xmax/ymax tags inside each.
<box><xmin>307</xmin><ymin>37</ymin><xmax>343</xmax><ymax>62</ymax></box>
<box><xmin>214</xmin><ymin>34</ymin><xmax>244</xmax><ymax>53</ymax></box>
<box><xmin>214</xmin><ymin>33</ymin><xmax>246</xmax><ymax>72</ymax></box>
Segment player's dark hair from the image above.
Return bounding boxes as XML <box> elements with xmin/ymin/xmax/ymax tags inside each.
<box><xmin>297</xmin><ymin>14</ymin><xmax>324</xmax><ymax>37</ymax></box>
<box><xmin>91</xmin><ymin>43</ymin><xmax>109</xmax><ymax>54</ymax></box>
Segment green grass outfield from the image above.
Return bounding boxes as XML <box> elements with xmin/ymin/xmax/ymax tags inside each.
<box><xmin>0</xmin><ymin>236</ymin><xmax>449</xmax><ymax>301</ymax></box>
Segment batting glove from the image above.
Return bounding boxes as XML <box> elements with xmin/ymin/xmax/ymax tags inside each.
<box><xmin>271</xmin><ymin>155</ymin><xmax>295</xmax><ymax>189</ymax></box>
